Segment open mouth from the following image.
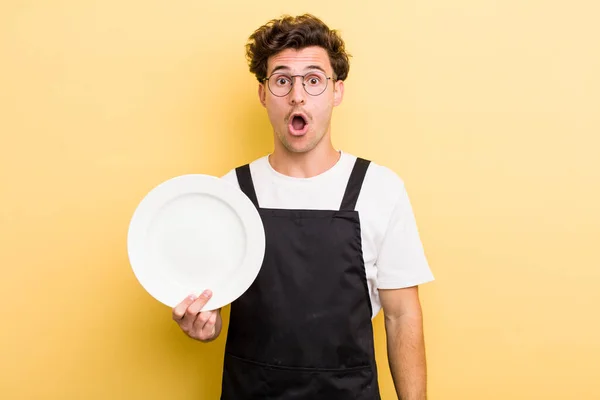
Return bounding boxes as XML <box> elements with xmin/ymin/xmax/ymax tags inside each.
<box><xmin>288</xmin><ymin>113</ymin><xmax>309</xmax><ymax>136</ymax></box>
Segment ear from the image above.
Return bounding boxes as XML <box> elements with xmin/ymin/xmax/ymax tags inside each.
<box><xmin>258</xmin><ymin>82</ymin><xmax>267</xmax><ymax>107</ymax></box>
<box><xmin>333</xmin><ymin>80</ymin><xmax>344</xmax><ymax>107</ymax></box>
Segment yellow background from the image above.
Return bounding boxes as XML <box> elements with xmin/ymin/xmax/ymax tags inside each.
<box><xmin>1</xmin><ymin>1</ymin><xmax>599</xmax><ymax>399</ymax></box>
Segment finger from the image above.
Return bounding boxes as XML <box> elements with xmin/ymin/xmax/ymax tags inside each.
<box><xmin>186</xmin><ymin>289</ymin><xmax>213</xmax><ymax>315</ymax></box>
<box><xmin>193</xmin><ymin>311</ymin><xmax>217</xmax><ymax>340</ymax></box>
<box><xmin>172</xmin><ymin>294</ymin><xmax>198</xmax><ymax>322</ymax></box>
<box><xmin>179</xmin><ymin>290</ymin><xmax>213</xmax><ymax>332</ymax></box>
<box><xmin>192</xmin><ymin>311</ymin><xmax>212</xmax><ymax>334</ymax></box>
<box><xmin>204</xmin><ymin>312</ymin><xmax>218</xmax><ymax>337</ymax></box>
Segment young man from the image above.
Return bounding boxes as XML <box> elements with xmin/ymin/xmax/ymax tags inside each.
<box><xmin>172</xmin><ymin>14</ymin><xmax>434</xmax><ymax>400</ymax></box>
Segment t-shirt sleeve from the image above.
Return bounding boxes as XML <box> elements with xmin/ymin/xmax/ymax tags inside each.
<box><xmin>375</xmin><ymin>182</ymin><xmax>434</xmax><ymax>289</ymax></box>
<box><xmin>220</xmin><ymin>168</ymin><xmax>240</xmax><ymax>188</ymax></box>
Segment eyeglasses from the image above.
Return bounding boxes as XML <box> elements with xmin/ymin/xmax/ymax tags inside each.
<box><xmin>262</xmin><ymin>71</ymin><xmax>334</xmax><ymax>97</ymax></box>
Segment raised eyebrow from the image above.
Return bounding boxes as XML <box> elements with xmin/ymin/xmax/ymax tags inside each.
<box><xmin>270</xmin><ymin>65</ymin><xmax>290</xmax><ymax>75</ymax></box>
<box><xmin>269</xmin><ymin>65</ymin><xmax>327</xmax><ymax>75</ymax></box>
<box><xmin>304</xmin><ymin>65</ymin><xmax>327</xmax><ymax>74</ymax></box>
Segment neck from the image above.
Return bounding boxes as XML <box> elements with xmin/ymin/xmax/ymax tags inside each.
<box><xmin>269</xmin><ymin>139</ymin><xmax>340</xmax><ymax>178</ymax></box>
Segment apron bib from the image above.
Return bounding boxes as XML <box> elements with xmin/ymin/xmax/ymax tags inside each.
<box><xmin>221</xmin><ymin>158</ymin><xmax>380</xmax><ymax>400</ymax></box>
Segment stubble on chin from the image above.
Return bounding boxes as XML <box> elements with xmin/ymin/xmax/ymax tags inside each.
<box><xmin>276</xmin><ymin>130</ymin><xmax>323</xmax><ymax>154</ymax></box>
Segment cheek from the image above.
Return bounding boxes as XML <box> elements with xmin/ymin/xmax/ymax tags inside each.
<box><xmin>313</xmin><ymin>99</ymin><xmax>334</xmax><ymax>122</ymax></box>
<box><xmin>265</xmin><ymin>100</ymin><xmax>286</xmax><ymax>121</ymax></box>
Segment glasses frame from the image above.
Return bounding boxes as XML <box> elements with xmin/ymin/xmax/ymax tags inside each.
<box><xmin>262</xmin><ymin>72</ymin><xmax>336</xmax><ymax>97</ymax></box>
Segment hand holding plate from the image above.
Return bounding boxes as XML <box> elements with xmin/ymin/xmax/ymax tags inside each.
<box><xmin>172</xmin><ymin>290</ymin><xmax>222</xmax><ymax>342</ymax></box>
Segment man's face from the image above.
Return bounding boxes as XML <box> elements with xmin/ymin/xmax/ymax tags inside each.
<box><xmin>259</xmin><ymin>46</ymin><xmax>344</xmax><ymax>154</ymax></box>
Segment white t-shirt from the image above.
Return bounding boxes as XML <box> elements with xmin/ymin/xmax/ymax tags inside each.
<box><xmin>221</xmin><ymin>151</ymin><xmax>434</xmax><ymax>318</ymax></box>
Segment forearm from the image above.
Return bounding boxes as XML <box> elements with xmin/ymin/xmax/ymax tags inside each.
<box><xmin>385</xmin><ymin>313</ymin><xmax>427</xmax><ymax>400</ymax></box>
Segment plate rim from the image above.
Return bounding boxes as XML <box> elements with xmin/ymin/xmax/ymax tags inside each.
<box><xmin>127</xmin><ymin>173</ymin><xmax>265</xmax><ymax>311</ymax></box>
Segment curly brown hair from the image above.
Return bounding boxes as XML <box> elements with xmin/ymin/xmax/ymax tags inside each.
<box><xmin>245</xmin><ymin>14</ymin><xmax>351</xmax><ymax>83</ymax></box>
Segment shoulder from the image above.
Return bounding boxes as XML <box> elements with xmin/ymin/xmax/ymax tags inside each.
<box><xmin>358</xmin><ymin>156</ymin><xmax>407</xmax><ymax>204</ymax></box>
<box><xmin>365</xmin><ymin>160</ymin><xmax>405</xmax><ymax>189</ymax></box>
<box><xmin>219</xmin><ymin>155</ymin><xmax>270</xmax><ymax>189</ymax></box>
<box><xmin>220</xmin><ymin>169</ymin><xmax>239</xmax><ymax>188</ymax></box>
<box><xmin>352</xmin><ymin>155</ymin><xmax>414</xmax><ymax>239</ymax></box>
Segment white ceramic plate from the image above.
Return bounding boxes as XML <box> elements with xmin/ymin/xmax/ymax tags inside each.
<box><xmin>127</xmin><ymin>174</ymin><xmax>265</xmax><ymax>311</ymax></box>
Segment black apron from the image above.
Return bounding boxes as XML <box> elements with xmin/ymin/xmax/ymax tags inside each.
<box><xmin>220</xmin><ymin>157</ymin><xmax>381</xmax><ymax>400</ymax></box>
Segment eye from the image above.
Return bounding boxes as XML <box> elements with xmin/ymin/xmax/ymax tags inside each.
<box><xmin>306</xmin><ymin>75</ymin><xmax>321</xmax><ymax>85</ymax></box>
<box><xmin>273</xmin><ymin>75</ymin><xmax>291</xmax><ymax>86</ymax></box>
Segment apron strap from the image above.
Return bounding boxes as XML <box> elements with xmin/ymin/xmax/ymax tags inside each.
<box><xmin>340</xmin><ymin>157</ymin><xmax>371</xmax><ymax>211</ymax></box>
<box><xmin>235</xmin><ymin>164</ymin><xmax>259</xmax><ymax>208</ymax></box>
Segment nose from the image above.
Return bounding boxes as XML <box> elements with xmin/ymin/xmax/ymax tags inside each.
<box><xmin>288</xmin><ymin>77</ymin><xmax>306</xmax><ymax>105</ymax></box>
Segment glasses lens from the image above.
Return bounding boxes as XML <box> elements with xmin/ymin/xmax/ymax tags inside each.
<box><xmin>268</xmin><ymin>74</ymin><xmax>293</xmax><ymax>96</ymax></box>
<box><xmin>303</xmin><ymin>71</ymin><xmax>328</xmax><ymax>96</ymax></box>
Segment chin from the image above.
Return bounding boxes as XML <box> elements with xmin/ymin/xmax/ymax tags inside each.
<box><xmin>287</xmin><ymin>145</ymin><xmax>313</xmax><ymax>153</ymax></box>
<box><xmin>285</xmin><ymin>138</ymin><xmax>321</xmax><ymax>154</ymax></box>
<box><xmin>276</xmin><ymin>128</ymin><xmax>325</xmax><ymax>154</ymax></box>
